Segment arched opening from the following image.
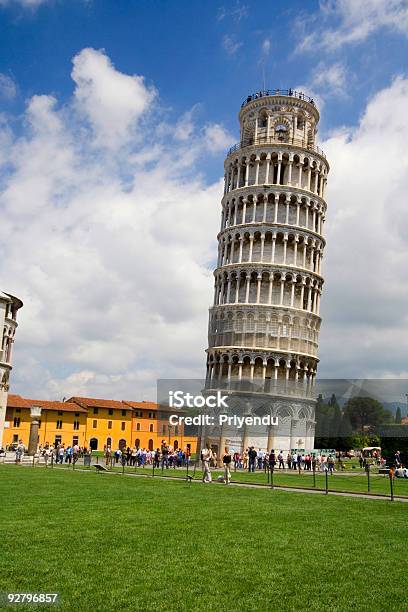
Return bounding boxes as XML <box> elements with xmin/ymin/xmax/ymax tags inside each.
<box><xmin>119</xmin><ymin>439</ymin><xmax>126</xmax><ymax>450</ymax></box>
<box><xmin>135</xmin><ymin>438</ymin><xmax>140</xmax><ymax>448</ymax></box>
<box><xmin>90</xmin><ymin>438</ymin><xmax>98</xmax><ymax>451</ymax></box>
<box><xmin>149</xmin><ymin>424</ymin><xmax>154</xmax><ymax>432</ymax></box>
<box><xmin>148</xmin><ymin>439</ymin><xmax>154</xmax><ymax>451</ymax></box>
<box><xmin>174</xmin><ymin>440</ymin><xmax>179</xmax><ymax>450</ymax></box>
<box><xmin>106</xmin><ymin>437</ymin><xmax>112</xmax><ymax>448</ymax></box>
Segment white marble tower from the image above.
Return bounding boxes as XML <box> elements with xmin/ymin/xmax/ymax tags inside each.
<box><xmin>204</xmin><ymin>89</ymin><xmax>330</xmax><ymax>454</ymax></box>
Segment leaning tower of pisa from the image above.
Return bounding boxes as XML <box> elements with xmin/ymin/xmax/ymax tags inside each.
<box><xmin>204</xmin><ymin>89</ymin><xmax>329</xmax><ymax>455</ymax></box>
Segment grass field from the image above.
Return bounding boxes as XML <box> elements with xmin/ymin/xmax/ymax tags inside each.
<box><xmin>46</xmin><ymin>460</ymin><xmax>408</xmax><ymax>498</ymax></box>
<box><xmin>1</xmin><ymin>465</ymin><xmax>407</xmax><ymax>612</ymax></box>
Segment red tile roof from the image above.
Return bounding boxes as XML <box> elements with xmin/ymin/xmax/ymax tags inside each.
<box><xmin>26</xmin><ymin>399</ymin><xmax>87</xmax><ymax>413</ymax></box>
<box><xmin>123</xmin><ymin>400</ymin><xmax>158</xmax><ymax>410</ymax></box>
<box><xmin>7</xmin><ymin>394</ymin><xmax>31</xmax><ymax>408</ymax></box>
<box><xmin>67</xmin><ymin>397</ymin><xmax>128</xmax><ymax>410</ymax></box>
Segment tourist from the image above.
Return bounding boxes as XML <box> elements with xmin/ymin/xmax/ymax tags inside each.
<box><xmin>201</xmin><ymin>446</ymin><xmax>213</xmax><ymax>483</ymax></box>
<box><xmin>328</xmin><ymin>456</ymin><xmax>335</xmax><ymax>474</ymax></box>
<box><xmin>223</xmin><ymin>447</ymin><xmax>232</xmax><ymax>484</ymax></box>
<box><xmin>248</xmin><ymin>447</ymin><xmax>257</xmax><ymax>473</ymax></box>
<box><xmin>268</xmin><ymin>449</ymin><xmax>276</xmax><ymax>472</ymax></box>
<box><xmin>278</xmin><ymin>451</ymin><xmax>285</xmax><ymax>469</ymax></box>
<box><xmin>15</xmin><ymin>440</ymin><xmax>25</xmax><ymax>463</ymax></box>
<box><xmin>242</xmin><ymin>448</ymin><xmax>248</xmax><ymax>470</ymax></box>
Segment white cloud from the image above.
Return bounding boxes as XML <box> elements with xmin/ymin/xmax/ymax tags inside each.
<box><xmin>0</xmin><ymin>0</ymin><xmax>50</xmax><ymax>6</ymax></box>
<box><xmin>203</xmin><ymin>123</ymin><xmax>234</xmax><ymax>152</ymax></box>
<box><xmin>222</xmin><ymin>34</ymin><xmax>242</xmax><ymax>56</ymax></box>
<box><xmin>261</xmin><ymin>38</ymin><xmax>271</xmax><ymax>56</ymax></box>
<box><xmin>312</xmin><ymin>61</ymin><xmax>348</xmax><ymax>96</ymax></box>
<box><xmin>71</xmin><ymin>48</ymin><xmax>156</xmax><ymax>150</ymax></box>
<box><xmin>0</xmin><ymin>73</ymin><xmax>17</xmax><ymax>99</ymax></box>
<box><xmin>318</xmin><ymin>75</ymin><xmax>408</xmax><ymax>377</ymax></box>
<box><xmin>0</xmin><ymin>48</ymin><xmax>228</xmax><ymax>400</ymax></box>
<box><xmin>296</xmin><ymin>0</ymin><xmax>408</xmax><ymax>52</ymax></box>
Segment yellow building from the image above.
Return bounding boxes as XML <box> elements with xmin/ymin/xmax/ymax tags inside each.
<box><xmin>3</xmin><ymin>394</ymin><xmax>197</xmax><ymax>454</ymax></box>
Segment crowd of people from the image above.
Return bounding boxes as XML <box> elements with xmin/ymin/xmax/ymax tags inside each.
<box><xmin>104</xmin><ymin>442</ymin><xmax>191</xmax><ymax>469</ymax></box>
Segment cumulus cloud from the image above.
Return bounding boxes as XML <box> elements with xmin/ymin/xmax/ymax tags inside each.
<box><xmin>71</xmin><ymin>48</ymin><xmax>156</xmax><ymax>150</ymax></box>
<box><xmin>296</xmin><ymin>0</ymin><xmax>408</xmax><ymax>52</ymax></box>
<box><xmin>319</xmin><ymin>76</ymin><xmax>408</xmax><ymax>377</ymax></box>
<box><xmin>0</xmin><ymin>48</ymin><xmax>227</xmax><ymax>400</ymax></box>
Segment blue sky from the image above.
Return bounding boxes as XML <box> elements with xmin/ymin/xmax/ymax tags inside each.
<box><xmin>1</xmin><ymin>0</ymin><xmax>408</xmax><ymax>400</ymax></box>
<box><xmin>1</xmin><ymin>0</ymin><xmax>407</xmax><ymax>152</ymax></box>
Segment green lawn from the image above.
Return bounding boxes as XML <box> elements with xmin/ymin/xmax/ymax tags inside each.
<box><xmin>1</xmin><ymin>466</ymin><xmax>407</xmax><ymax>612</ymax></box>
<box><xmin>54</xmin><ymin>460</ymin><xmax>408</xmax><ymax>498</ymax></box>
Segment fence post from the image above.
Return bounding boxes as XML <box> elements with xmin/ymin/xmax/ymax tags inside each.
<box><xmin>389</xmin><ymin>471</ymin><xmax>394</xmax><ymax>502</ymax></box>
<box><xmin>193</xmin><ymin>460</ymin><xmax>197</xmax><ymax>480</ymax></box>
<box><xmin>51</xmin><ymin>453</ymin><xmax>54</xmax><ymax>469</ymax></box>
<box><xmin>270</xmin><ymin>468</ymin><xmax>274</xmax><ymax>490</ymax></box>
<box><xmin>366</xmin><ymin>464</ymin><xmax>370</xmax><ymax>492</ymax></box>
<box><xmin>32</xmin><ymin>455</ymin><xmax>35</xmax><ymax>468</ymax></box>
<box><xmin>266</xmin><ymin>464</ymin><xmax>270</xmax><ymax>484</ymax></box>
<box><xmin>325</xmin><ymin>469</ymin><xmax>328</xmax><ymax>494</ymax></box>
<box><xmin>152</xmin><ymin>460</ymin><xmax>155</xmax><ymax>478</ymax></box>
<box><xmin>96</xmin><ymin>455</ymin><xmax>99</xmax><ymax>465</ymax></box>
<box><xmin>312</xmin><ymin>463</ymin><xmax>316</xmax><ymax>488</ymax></box>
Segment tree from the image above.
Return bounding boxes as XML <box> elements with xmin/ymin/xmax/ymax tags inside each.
<box><xmin>343</xmin><ymin>397</ymin><xmax>393</xmax><ymax>432</ymax></box>
<box><xmin>395</xmin><ymin>406</ymin><xmax>402</xmax><ymax>424</ymax></box>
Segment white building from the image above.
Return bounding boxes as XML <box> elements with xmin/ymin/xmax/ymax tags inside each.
<box><xmin>203</xmin><ymin>89</ymin><xmax>330</xmax><ymax>454</ymax></box>
<box><xmin>0</xmin><ymin>292</ymin><xmax>23</xmax><ymax>447</ymax></box>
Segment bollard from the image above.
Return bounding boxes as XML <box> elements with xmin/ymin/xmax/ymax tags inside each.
<box><xmin>325</xmin><ymin>469</ymin><xmax>328</xmax><ymax>494</ymax></box>
<box><xmin>312</xmin><ymin>464</ymin><xmax>316</xmax><ymax>488</ymax></box>
<box><xmin>389</xmin><ymin>471</ymin><xmax>394</xmax><ymax>502</ymax></box>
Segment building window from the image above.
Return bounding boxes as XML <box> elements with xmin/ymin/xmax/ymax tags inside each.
<box><xmin>16</xmin><ymin>408</ymin><xmax>21</xmax><ymax>413</ymax></box>
<box><xmin>135</xmin><ymin>438</ymin><xmax>140</xmax><ymax>448</ymax></box>
<box><xmin>73</xmin><ymin>420</ymin><xmax>80</xmax><ymax>431</ymax></box>
<box><xmin>93</xmin><ymin>407</ymin><xmax>98</xmax><ymax>414</ymax></box>
<box><xmin>58</xmin><ymin>411</ymin><xmax>63</xmax><ymax>416</ymax></box>
<box><xmin>55</xmin><ymin>435</ymin><xmax>62</xmax><ymax>446</ymax></box>
<box><xmin>13</xmin><ymin>434</ymin><xmax>18</xmax><ymax>443</ymax></box>
<box><xmin>93</xmin><ymin>420</ymin><xmax>97</xmax><ymax>428</ymax></box>
<box><xmin>148</xmin><ymin>439</ymin><xmax>154</xmax><ymax>451</ymax></box>
<box><xmin>121</xmin><ymin>409</ymin><xmax>126</xmax><ymax>416</ymax></box>
<box><xmin>149</xmin><ymin>424</ymin><xmax>153</xmax><ymax>432</ymax></box>
<box><xmin>148</xmin><ymin>411</ymin><xmax>155</xmax><ymax>419</ymax></box>
<box><xmin>136</xmin><ymin>423</ymin><xmax>141</xmax><ymax>431</ymax></box>
<box><xmin>75</xmin><ymin>413</ymin><xmax>79</xmax><ymax>417</ymax></box>
<box><xmin>108</xmin><ymin>421</ymin><xmax>112</xmax><ymax>430</ymax></box>
<box><xmin>56</xmin><ymin>420</ymin><xmax>63</xmax><ymax>429</ymax></box>
<box><xmin>73</xmin><ymin>436</ymin><xmax>79</xmax><ymax>446</ymax></box>
<box><xmin>121</xmin><ymin>422</ymin><xmax>125</xmax><ymax>431</ymax></box>
<box><xmin>13</xmin><ymin>417</ymin><xmax>20</xmax><ymax>427</ymax></box>
<box><xmin>108</xmin><ymin>409</ymin><xmax>113</xmax><ymax>415</ymax></box>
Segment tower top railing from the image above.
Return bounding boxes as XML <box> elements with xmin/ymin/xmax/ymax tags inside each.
<box><xmin>241</xmin><ymin>89</ymin><xmax>315</xmax><ymax>108</ymax></box>
<box><xmin>227</xmin><ymin>135</ymin><xmax>326</xmax><ymax>159</ymax></box>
